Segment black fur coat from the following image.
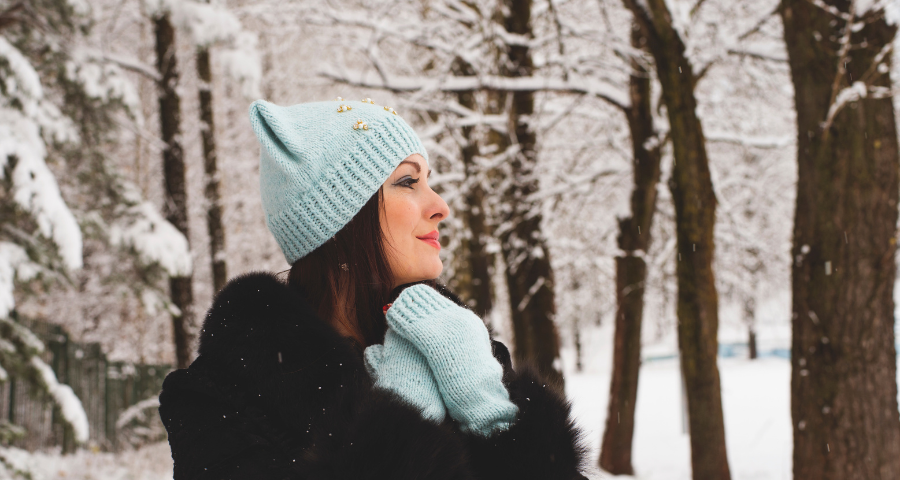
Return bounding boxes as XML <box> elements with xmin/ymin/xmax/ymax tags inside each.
<box><xmin>159</xmin><ymin>272</ymin><xmax>588</xmax><ymax>479</ymax></box>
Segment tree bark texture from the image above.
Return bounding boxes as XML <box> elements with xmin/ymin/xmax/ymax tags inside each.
<box><xmin>499</xmin><ymin>0</ymin><xmax>563</xmax><ymax>388</ymax></box>
<box><xmin>781</xmin><ymin>2</ymin><xmax>900</xmax><ymax>478</ymax></box>
<box><xmin>599</xmin><ymin>22</ymin><xmax>661</xmax><ymax>476</ymax></box>
<box><xmin>624</xmin><ymin>1</ymin><xmax>731</xmax><ymax>479</ymax></box>
<box><xmin>155</xmin><ymin>15</ymin><xmax>194</xmax><ymax>369</ymax></box>
<box><xmin>450</xmin><ymin>59</ymin><xmax>494</xmax><ymax>318</ymax></box>
<box><xmin>197</xmin><ymin>45</ymin><xmax>228</xmax><ymax>294</ymax></box>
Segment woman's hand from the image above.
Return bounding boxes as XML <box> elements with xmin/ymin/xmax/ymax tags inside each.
<box><xmin>364</xmin><ymin>329</ymin><xmax>447</xmax><ymax>423</ymax></box>
<box><xmin>385</xmin><ymin>284</ymin><xmax>518</xmax><ymax>436</ymax></box>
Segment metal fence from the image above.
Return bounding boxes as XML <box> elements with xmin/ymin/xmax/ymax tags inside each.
<box><xmin>0</xmin><ymin>320</ymin><xmax>170</xmax><ymax>452</ymax></box>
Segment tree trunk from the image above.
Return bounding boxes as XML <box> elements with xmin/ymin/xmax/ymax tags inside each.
<box><xmin>748</xmin><ymin>327</ymin><xmax>757</xmax><ymax>360</ymax></box>
<box><xmin>781</xmin><ymin>2</ymin><xmax>900</xmax><ymax>478</ymax></box>
<box><xmin>745</xmin><ymin>299</ymin><xmax>757</xmax><ymax>360</ymax></box>
<box><xmin>499</xmin><ymin>0</ymin><xmax>563</xmax><ymax>388</ymax></box>
<box><xmin>624</xmin><ymin>1</ymin><xmax>731</xmax><ymax>479</ymax></box>
<box><xmin>154</xmin><ymin>14</ymin><xmax>194</xmax><ymax>369</ymax></box>
<box><xmin>450</xmin><ymin>59</ymin><xmax>494</xmax><ymax>318</ymax></box>
<box><xmin>598</xmin><ymin>22</ymin><xmax>661</xmax><ymax>476</ymax></box>
<box><xmin>197</xmin><ymin>44</ymin><xmax>227</xmax><ymax>293</ymax></box>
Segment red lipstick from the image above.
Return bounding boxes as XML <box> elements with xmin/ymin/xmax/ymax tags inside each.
<box><xmin>416</xmin><ymin>230</ymin><xmax>441</xmax><ymax>250</ymax></box>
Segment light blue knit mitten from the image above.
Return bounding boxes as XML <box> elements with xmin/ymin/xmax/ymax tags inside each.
<box><xmin>364</xmin><ymin>329</ymin><xmax>447</xmax><ymax>423</ymax></box>
<box><xmin>386</xmin><ymin>284</ymin><xmax>518</xmax><ymax>437</ymax></box>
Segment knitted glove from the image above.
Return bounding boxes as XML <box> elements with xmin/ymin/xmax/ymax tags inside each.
<box><xmin>386</xmin><ymin>284</ymin><xmax>518</xmax><ymax>436</ymax></box>
<box><xmin>364</xmin><ymin>329</ymin><xmax>447</xmax><ymax>423</ymax></box>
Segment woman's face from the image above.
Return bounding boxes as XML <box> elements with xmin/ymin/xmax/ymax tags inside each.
<box><xmin>380</xmin><ymin>154</ymin><xmax>450</xmax><ymax>288</ymax></box>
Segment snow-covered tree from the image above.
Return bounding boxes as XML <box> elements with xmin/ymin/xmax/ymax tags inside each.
<box><xmin>11</xmin><ymin>0</ymin><xmax>261</xmax><ymax>368</ymax></box>
<box><xmin>0</xmin><ymin>0</ymin><xmax>196</xmax><ymax>454</ymax></box>
<box><xmin>0</xmin><ymin>0</ymin><xmax>95</xmax><ymax>455</ymax></box>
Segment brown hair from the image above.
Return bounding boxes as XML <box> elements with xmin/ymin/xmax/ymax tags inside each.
<box><xmin>287</xmin><ymin>188</ymin><xmax>394</xmax><ymax>348</ymax></box>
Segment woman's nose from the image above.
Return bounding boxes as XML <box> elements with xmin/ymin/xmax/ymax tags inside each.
<box><xmin>428</xmin><ymin>189</ymin><xmax>450</xmax><ymax>221</ymax></box>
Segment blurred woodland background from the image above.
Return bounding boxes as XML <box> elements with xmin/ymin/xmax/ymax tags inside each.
<box><xmin>1</xmin><ymin>0</ymin><xmax>900</xmax><ymax>479</ymax></box>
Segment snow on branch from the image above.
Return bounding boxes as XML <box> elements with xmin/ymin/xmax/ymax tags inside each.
<box><xmin>67</xmin><ymin>50</ymin><xmax>145</xmax><ymax>124</ymax></box>
<box><xmin>818</xmin><ymin>4</ymin><xmax>896</xmax><ymax>131</ymax></box>
<box><xmin>219</xmin><ymin>31</ymin><xmax>262</xmax><ymax>99</ymax></box>
<box><xmin>306</xmin><ymin>9</ymin><xmax>473</xmax><ymax>59</ymax></box>
<box><xmin>0</xmin><ymin>243</ymin><xmax>40</xmax><ymax>319</ymax></box>
<box><xmin>807</xmin><ymin>0</ymin><xmax>852</xmax><ymax>20</ymax></box>
<box><xmin>0</xmin><ymin>110</ymin><xmax>83</xmax><ymax>271</ymax></box>
<box><xmin>110</xmin><ymin>202</ymin><xmax>192</xmax><ymax>277</ymax></box>
<box><xmin>30</xmin><ymin>357</ymin><xmax>89</xmax><ymax>443</ymax></box>
<box><xmin>144</xmin><ymin>0</ymin><xmax>261</xmax><ymax>98</ymax></box>
<box><xmin>0</xmin><ymin>36</ymin><xmax>83</xmax><ymax>271</ymax></box>
<box><xmin>706</xmin><ymin>131</ymin><xmax>794</xmax><ymax>149</ymax></box>
<box><xmin>321</xmin><ymin>68</ymin><xmax>629</xmax><ymax>111</ymax></box>
<box><xmin>0</xmin><ymin>315</ymin><xmax>89</xmax><ymax>445</ymax></box>
<box><xmin>821</xmin><ymin>1</ymin><xmax>857</xmax><ymax>132</ymax></box>
<box><xmin>529</xmin><ymin>167</ymin><xmax>623</xmax><ymax>202</ymax></box>
<box><xmin>822</xmin><ymin>81</ymin><xmax>868</xmax><ymax>129</ymax></box>
<box><xmin>97</xmin><ymin>52</ymin><xmax>161</xmax><ymax>83</ymax></box>
<box><xmin>145</xmin><ymin>0</ymin><xmax>240</xmax><ymax>46</ymax></box>
<box><xmin>116</xmin><ymin>396</ymin><xmax>160</xmax><ymax>430</ymax></box>
<box><xmin>727</xmin><ymin>48</ymin><xmax>788</xmax><ymax>63</ymax></box>
<box><xmin>0</xmin><ymin>37</ymin><xmax>41</xmax><ymax>102</ymax></box>
<box><xmin>855</xmin><ymin>0</ymin><xmax>900</xmax><ymax>23</ymax></box>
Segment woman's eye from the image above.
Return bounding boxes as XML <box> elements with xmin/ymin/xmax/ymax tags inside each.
<box><xmin>395</xmin><ymin>176</ymin><xmax>419</xmax><ymax>189</ymax></box>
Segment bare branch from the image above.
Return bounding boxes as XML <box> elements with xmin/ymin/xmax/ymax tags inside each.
<box><xmin>548</xmin><ymin>0</ymin><xmax>568</xmax><ymax>80</ymax></box>
<box><xmin>806</xmin><ymin>0</ymin><xmax>852</xmax><ymax>20</ymax></box>
<box><xmin>706</xmin><ymin>131</ymin><xmax>794</xmax><ymax>149</ymax></box>
<box><xmin>859</xmin><ymin>42</ymin><xmax>894</xmax><ymax>84</ymax></box>
<box><xmin>727</xmin><ymin>48</ymin><xmax>788</xmax><ymax>63</ymax></box>
<box><xmin>320</xmin><ymin>68</ymin><xmax>629</xmax><ymax>111</ymax></box>
<box><xmin>690</xmin><ymin>0</ymin><xmax>710</xmax><ymax>19</ymax></box>
<box><xmin>822</xmin><ymin>0</ymin><xmax>856</xmax><ymax>133</ymax></box>
<box><xmin>529</xmin><ymin>167</ymin><xmax>623</xmax><ymax>202</ymax></box>
<box><xmin>738</xmin><ymin>4</ymin><xmax>781</xmax><ymax>40</ymax></box>
<box><xmin>101</xmin><ymin>53</ymin><xmax>162</xmax><ymax>82</ymax></box>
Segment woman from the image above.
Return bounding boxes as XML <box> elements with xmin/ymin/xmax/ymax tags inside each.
<box><xmin>159</xmin><ymin>99</ymin><xmax>589</xmax><ymax>479</ymax></box>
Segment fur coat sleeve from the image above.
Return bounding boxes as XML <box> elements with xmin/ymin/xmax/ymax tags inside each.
<box><xmin>159</xmin><ymin>272</ymin><xmax>588</xmax><ymax>480</ymax></box>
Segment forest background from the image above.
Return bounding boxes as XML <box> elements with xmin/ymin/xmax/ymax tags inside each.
<box><xmin>2</xmin><ymin>0</ymin><xmax>899</xmax><ymax>479</ymax></box>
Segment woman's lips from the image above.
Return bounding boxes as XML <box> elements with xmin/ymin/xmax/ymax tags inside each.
<box><xmin>416</xmin><ymin>230</ymin><xmax>441</xmax><ymax>250</ymax></box>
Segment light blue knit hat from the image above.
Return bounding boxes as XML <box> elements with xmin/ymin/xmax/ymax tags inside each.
<box><xmin>250</xmin><ymin>99</ymin><xmax>429</xmax><ymax>264</ymax></box>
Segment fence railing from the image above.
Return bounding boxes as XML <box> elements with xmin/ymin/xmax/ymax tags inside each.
<box><xmin>0</xmin><ymin>319</ymin><xmax>169</xmax><ymax>452</ymax></box>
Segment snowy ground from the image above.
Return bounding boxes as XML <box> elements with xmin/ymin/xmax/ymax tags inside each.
<box><xmin>568</xmin><ymin>357</ymin><xmax>792</xmax><ymax>480</ymax></box>
<box><xmin>0</xmin><ymin>442</ymin><xmax>173</xmax><ymax>480</ymax></box>
<box><xmin>565</xmin><ymin>315</ymin><xmax>795</xmax><ymax>480</ymax></box>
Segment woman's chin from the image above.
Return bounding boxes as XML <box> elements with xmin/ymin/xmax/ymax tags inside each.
<box><xmin>426</xmin><ymin>257</ymin><xmax>444</xmax><ymax>279</ymax></box>
<box><xmin>401</xmin><ymin>261</ymin><xmax>443</xmax><ymax>285</ymax></box>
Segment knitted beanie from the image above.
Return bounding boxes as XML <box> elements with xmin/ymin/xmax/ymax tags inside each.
<box><xmin>249</xmin><ymin>99</ymin><xmax>429</xmax><ymax>264</ymax></box>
